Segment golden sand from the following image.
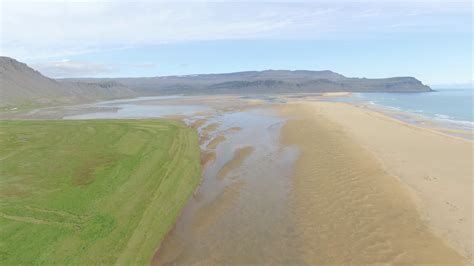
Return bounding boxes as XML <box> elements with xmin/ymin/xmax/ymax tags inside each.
<box><xmin>308</xmin><ymin>101</ymin><xmax>473</xmax><ymax>262</ymax></box>
<box><xmin>280</xmin><ymin>102</ymin><xmax>467</xmax><ymax>264</ymax></box>
<box><xmin>217</xmin><ymin>146</ymin><xmax>255</xmax><ymax>180</ymax></box>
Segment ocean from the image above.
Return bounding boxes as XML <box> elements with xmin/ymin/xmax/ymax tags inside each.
<box><xmin>355</xmin><ymin>88</ymin><xmax>473</xmax><ymax>130</ymax></box>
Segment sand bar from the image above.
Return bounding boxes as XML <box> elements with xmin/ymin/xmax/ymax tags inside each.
<box><xmin>206</xmin><ymin>135</ymin><xmax>227</xmax><ymax>150</ymax></box>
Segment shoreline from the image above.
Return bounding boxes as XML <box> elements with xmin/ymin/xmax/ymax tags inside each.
<box><xmin>339</xmin><ymin>92</ymin><xmax>474</xmax><ymax>140</ymax></box>
<box><xmin>279</xmin><ymin>101</ymin><xmax>472</xmax><ymax>264</ymax></box>
<box><xmin>356</xmin><ymin>101</ymin><xmax>473</xmax><ymax>140</ymax></box>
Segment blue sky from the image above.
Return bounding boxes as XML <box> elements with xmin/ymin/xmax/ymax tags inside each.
<box><xmin>1</xmin><ymin>0</ymin><xmax>472</xmax><ymax>86</ymax></box>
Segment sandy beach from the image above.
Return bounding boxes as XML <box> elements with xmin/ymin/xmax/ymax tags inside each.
<box><xmin>13</xmin><ymin>94</ymin><xmax>471</xmax><ymax>264</ymax></box>
<box><xmin>280</xmin><ymin>101</ymin><xmax>472</xmax><ymax>264</ymax></box>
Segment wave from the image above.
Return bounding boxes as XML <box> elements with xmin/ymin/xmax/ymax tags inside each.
<box><xmin>357</xmin><ymin>96</ymin><xmax>473</xmax><ymax>130</ymax></box>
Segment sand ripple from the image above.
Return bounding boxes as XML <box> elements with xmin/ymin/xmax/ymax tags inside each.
<box><xmin>281</xmin><ymin>103</ymin><xmax>465</xmax><ymax>265</ymax></box>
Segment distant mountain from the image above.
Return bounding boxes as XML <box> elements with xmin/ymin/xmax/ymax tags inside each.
<box><xmin>1</xmin><ymin>56</ymin><xmax>431</xmax><ymax>108</ymax></box>
<box><xmin>0</xmin><ymin>57</ymin><xmax>136</xmax><ymax>108</ymax></box>
<box><xmin>65</xmin><ymin>69</ymin><xmax>431</xmax><ymax>95</ymax></box>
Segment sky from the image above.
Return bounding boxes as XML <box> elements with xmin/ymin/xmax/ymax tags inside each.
<box><xmin>0</xmin><ymin>0</ymin><xmax>472</xmax><ymax>86</ymax></box>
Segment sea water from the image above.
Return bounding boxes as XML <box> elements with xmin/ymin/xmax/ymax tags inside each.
<box><xmin>356</xmin><ymin>88</ymin><xmax>473</xmax><ymax>130</ymax></box>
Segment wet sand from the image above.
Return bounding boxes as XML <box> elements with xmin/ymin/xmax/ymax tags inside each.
<box><xmin>280</xmin><ymin>102</ymin><xmax>469</xmax><ymax>264</ymax></box>
<box><xmin>190</xmin><ymin>119</ymin><xmax>207</xmax><ymax>130</ymax></box>
<box><xmin>206</xmin><ymin>135</ymin><xmax>226</xmax><ymax>150</ymax></box>
<box><xmin>201</xmin><ymin>122</ymin><xmax>220</xmax><ymax>133</ymax></box>
<box><xmin>200</xmin><ymin>151</ymin><xmax>216</xmax><ymax>169</ymax></box>
<box><xmin>199</xmin><ymin>123</ymin><xmax>220</xmax><ymax>143</ymax></box>
<box><xmin>224</xmin><ymin>127</ymin><xmax>242</xmax><ymax>133</ymax></box>
<box><xmin>192</xmin><ymin>180</ymin><xmax>246</xmax><ymax>230</ymax></box>
<box><xmin>153</xmin><ymin>107</ymin><xmax>300</xmax><ymax>265</ymax></box>
<box><xmin>217</xmin><ymin>146</ymin><xmax>255</xmax><ymax>179</ymax></box>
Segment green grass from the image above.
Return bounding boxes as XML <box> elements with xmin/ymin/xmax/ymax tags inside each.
<box><xmin>0</xmin><ymin>119</ymin><xmax>201</xmax><ymax>265</ymax></box>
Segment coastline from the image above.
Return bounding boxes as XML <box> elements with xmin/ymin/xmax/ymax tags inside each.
<box><xmin>349</xmin><ymin>90</ymin><xmax>474</xmax><ymax>140</ymax></box>
<box><xmin>4</xmin><ymin>94</ymin><xmax>471</xmax><ymax>264</ymax></box>
<box><xmin>356</xmin><ymin>101</ymin><xmax>473</xmax><ymax>140</ymax></box>
<box><xmin>280</xmin><ymin>101</ymin><xmax>472</xmax><ymax>264</ymax></box>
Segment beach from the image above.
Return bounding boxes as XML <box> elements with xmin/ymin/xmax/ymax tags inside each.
<box><xmin>280</xmin><ymin>101</ymin><xmax>472</xmax><ymax>264</ymax></box>
<box><xmin>5</xmin><ymin>94</ymin><xmax>471</xmax><ymax>264</ymax></box>
<box><xmin>2</xmin><ymin>2</ymin><xmax>471</xmax><ymax>264</ymax></box>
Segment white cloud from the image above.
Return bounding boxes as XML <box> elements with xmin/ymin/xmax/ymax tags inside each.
<box><xmin>0</xmin><ymin>0</ymin><xmax>470</xmax><ymax>61</ymax></box>
<box><xmin>131</xmin><ymin>62</ymin><xmax>156</xmax><ymax>68</ymax></box>
<box><xmin>33</xmin><ymin>59</ymin><xmax>113</xmax><ymax>78</ymax></box>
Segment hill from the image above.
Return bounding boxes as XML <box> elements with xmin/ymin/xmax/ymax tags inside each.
<box><xmin>0</xmin><ymin>57</ymin><xmax>136</xmax><ymax>109</ymax></box>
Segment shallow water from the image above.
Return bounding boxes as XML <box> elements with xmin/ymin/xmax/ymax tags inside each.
<box><xmin>64</xmin><ymin>98</ymin><xmax>210</xmax><ymax>119</ymax></box>
<box><xmin>356</xmin><ymin>88</ymin><xmax>474</xmax><ymax>130</ymax></box>
<box><xmin>61</xmin><ymin>96</ymin><xmax>301</xmax><ymax>264</ymax></box>
<box><xmin>154</xmin><ymin>109</ymin><xmax>301</xmax><ymax>265</ymax></box>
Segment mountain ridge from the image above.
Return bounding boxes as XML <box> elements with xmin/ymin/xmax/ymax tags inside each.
<box><xmin>0</xmin><ymin>56</ymin><xmax>431</xmax><ymax>108</ymax></box>
<box><xmin>61</xmin><ymin>69</ymin><xmax>431</xmax><ymax>95</ymax></box>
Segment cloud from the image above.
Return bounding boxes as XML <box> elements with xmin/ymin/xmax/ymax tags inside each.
<box><xmin>131</xmin><ymin>63</ymin><xmax>156</xmax><ymax>68</ymax></box>
<box><xmin>33</xmin><ymin>59</ymin><xmax>114</xmax><ymax>78</ymax></box>
<box><xmin>1</xmin><ymin>1</ymin><xmax>470</xmax><ymax>61</ymax></box>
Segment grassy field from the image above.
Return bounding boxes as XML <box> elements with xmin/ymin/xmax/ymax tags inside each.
<box><xmin>0</xmin><ymin>119</ymin><xmax>201</xmax><ymax>265</ymax></box>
